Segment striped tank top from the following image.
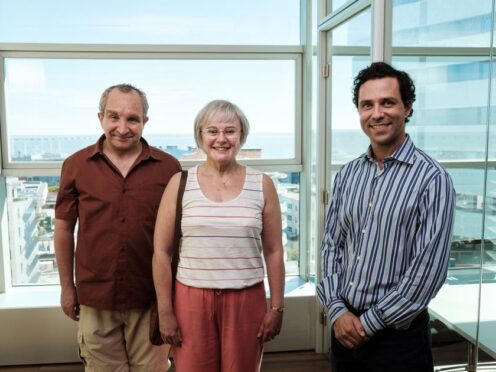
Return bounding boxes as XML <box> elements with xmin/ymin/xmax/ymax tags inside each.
<box><xmin>176</xmin><ymin>165</ymin><xmax>265</xmax><ymax>289</ymax></box>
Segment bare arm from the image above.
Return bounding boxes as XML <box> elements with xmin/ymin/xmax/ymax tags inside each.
<box><xmin>257</xmin><ymin>174</ymin><xmax>285</xmax><ymax>343</ymax></box>
<box><xmin>152</xmin><ymin>172</ymin><xmax>182</xmax><ymax>346</ymax></box>
<box><xmin>54</xmin><ymin>218</ymin><xmax>78</xmax><ymax>321</ymax></box>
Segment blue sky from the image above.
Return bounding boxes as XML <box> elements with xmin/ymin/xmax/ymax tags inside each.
<box><xmin>1</xmin><ymin>0</ymin><xmax>300</xmax><ymax>136</ymax></box>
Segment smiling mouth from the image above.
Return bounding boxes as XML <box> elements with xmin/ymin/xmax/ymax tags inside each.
<box><xmin>369</xmin><ymin>123</ymin><xmax>390</xmax><ymax>128</ymax></box>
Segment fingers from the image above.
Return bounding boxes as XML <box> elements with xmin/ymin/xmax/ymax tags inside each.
<box><xmin>164</xmin><ymin>334</ymin><xmax>182</xmax><ymax>346</ymax></box>
<box><xmin>333</xmin><ymin>312</ymin><xmax>367</xmax><ymax>349</ymax></box>
<box><xmin>257</xmin><ymin>311</ymin><xmax>283</xmax><ymax>343</ymax></box>
<box><xmin>162</xmin><ymin>327</ymin><xmax>182</xmax><ymax>346</ymax></box>
<box><xmin>63</xmin><ymin>304</ymin><xmax>80</xmax><ymax>321</ymax></box>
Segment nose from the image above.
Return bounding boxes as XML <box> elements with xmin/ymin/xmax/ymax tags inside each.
<box><xmin>216</xmin><ymin>130</ymin><xmax>228</xmax><ymax>140</ymax></box>
<box><xmin>116</xmin><ymin>120</ymin><xmax>129</xmax><ymax>134</ymax></box>
<box><xmin>371</xmin><ymin>104</ymin><xmax>384</xmax><ymax>120</ymax></box>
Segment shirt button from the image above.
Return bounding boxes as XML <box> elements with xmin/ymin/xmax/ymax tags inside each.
<box><xmin>119</xmin><ymin>277</ymin><xmax>124</xmax><ymax>282</ymax></box>
<box><xmin>357</xmin><ymin>256</ymin><xmax>361</xmax><ymax>260</ymax></box>
<box><xmin>349</xmin><ymin>282</ymin><xmax>353</xmax><ymax>286</ymax></box>
<box><xmin>362</xmin><ymin>229</ymin><xmax>366</xmax><ymax>234</ymax></box>
<box><xmin>120</xmin><ymin>217</ymin><xmax>126</xmax><ymax>223</ymax></box>
<box><xmin>368</xmin><ymin>202</ymin><xmax>373</xmax><ymax>207</ymax></box>
<box><xmin>120</xmin><ymin>246</ymin><xmax>125</xmax><ymax>252</ymax></box>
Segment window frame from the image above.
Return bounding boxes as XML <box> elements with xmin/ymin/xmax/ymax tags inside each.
<box><xmin>0</xmin><ymin>44</ymin><xmax>304</xmax><ymax>176</ymax></box>
<box><xmin>0</xmin><ymin>42</ymin><xmax>311</xmax><ymax>290</ymax></box>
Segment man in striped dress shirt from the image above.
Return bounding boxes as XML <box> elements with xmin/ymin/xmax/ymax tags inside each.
<box><xmin>317</xmin><ymin>62</ymin><xmax>455</xmax><ymax>372</ymax></box>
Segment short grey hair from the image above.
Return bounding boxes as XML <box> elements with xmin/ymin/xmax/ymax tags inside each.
<box><xmin>99</xmin><ymin>83</ymin><xmax>149</xmax><ymax>118</ymax></box>
<box><xmin>194</xmin><ymin>100</ymin><xmax>250</xmax><ymax>151</ymax></box>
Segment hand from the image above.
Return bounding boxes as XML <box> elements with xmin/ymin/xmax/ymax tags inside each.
<box><xmin>332</xmin><ymin>311</ymin><xmax>369</xmax><ymax>349</ymax></box>
<box><xmin>159</xmin><ymin>312</ymin><xmax>182</xmax><ymax>346</ymax></box>
<box><xmin>257</xmin><ymin>309</ymin><xmax>283</xmax><ymax>343</ymax></box>
<box><xmin>61</xmin><ymin>285</ymin><xmax>79</xmax><ymax>321</ymax></box>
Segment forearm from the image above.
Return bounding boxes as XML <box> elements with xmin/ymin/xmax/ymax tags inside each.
<box><xmin>54</xmin><ymin>220</ymin><xmax>76</xmax><ymax>289</ymax></box>
<box><xmin>152</xmin><ymin>249</ymin><xmax>175</xmax><ymax>314</ymax></box>
<box><xmin>264</xmin><ymin>248</ymin><xmax>285</xmax><ymax>308</ymax></box>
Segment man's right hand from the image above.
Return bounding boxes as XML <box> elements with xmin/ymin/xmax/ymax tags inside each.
<box><xmin>333</xmin><ymin>311</ymin><xmax>369</xmax><ymax>349</ymax></box>
<box><xmin>61</xmin><ymin>286</ymin><xmax>79</xmax><ymax>321</ymax></box>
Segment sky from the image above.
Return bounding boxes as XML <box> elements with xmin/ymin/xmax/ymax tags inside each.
<box><xmin>1</xmin><ymin>0</ymin><xmax>301</xmax><ymax>136</ymax></box>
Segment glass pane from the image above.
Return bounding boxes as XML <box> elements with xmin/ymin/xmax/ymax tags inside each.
<box><xmin>479</xmin><ymin>169</ymin><xmax>496</xmax><ymax>365</ymax></box>
<box><xmin>0</xmin><ymin>0</ymin><xmax>300</xmax><ymax>45</ymax></box>
<box><xmin>392</xmin><ymin>56</ymin><xmax>493</xmax><ymax>162</ymax></box>
<box><xmin>7</xmin><ymin>172</ymin><xmax>299</xmax><ymax>286</ymax></box>
<box><xmin>6</xmin><ymin>176</ymin><xmax>60</xmax><ymax>285</ymax></box>
<box><xmin>478</xmin><ymin>27</ymin><xmax>496</xmax><ymax>363</ymax></box>
<box><xmin>332</xmin><ymin>8</ymin><xmax>371</xmax><ymax>46</ymax></box>
<box><xmin>4</xmin><ymin>58</ymin><xmax>296</xmax><ymax>162</ymax></box>
<box><xmin>274</xmin><ymin>172</ymin><xmax>301</xmax><ymax>277</ymax></box>
<box><xmin>430</xmin><ymin>168</ymin><xmax>487</xmax><ymax>367</ymax></box>
<box><xmin>330</xmin><ymin>56</ymin><xmax>371</xmax><ymax>164</ymax></box>
<box><xmin>331</xmin><ymin>0</ymin><xmax>350</xmax><ymax>12</ymax></box>
<box><xmin>393</xmin><ymin>0</ymin><xmax>493</xmax><ymax>47</ymax></box>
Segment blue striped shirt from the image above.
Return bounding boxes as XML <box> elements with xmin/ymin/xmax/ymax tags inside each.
<box><xmin>317</xmin><ymin>135</ymin><xmax>455</xmax><ymax>336</ymax></box>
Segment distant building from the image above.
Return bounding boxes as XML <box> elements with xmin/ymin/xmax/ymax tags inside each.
<box><xmin>6</xmin><ymin>179</ymin><xmax>56</xmax><ymax>284</ymax></box>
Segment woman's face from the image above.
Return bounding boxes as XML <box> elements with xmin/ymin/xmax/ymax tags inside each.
<box><xmin>200</xmin><ymin>114</ymin><xmax>242</xmax><ymax>165</ymax></box>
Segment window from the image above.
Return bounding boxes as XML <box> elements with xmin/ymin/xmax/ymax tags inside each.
<box><xmin>390</xmin><ymin>0</ymin><xmax>496</xmax><ymax>367</ymax></box>
<box><xmin>6</xmin><ymin>173</ymin><xmax>301</xmax><ymax>285</ymax></box>
<box><xmin>0</xmin><ymin>0</ymin><xmax>300</xmax><ymax>45</ymax></box>
<box><xmin>4</xmin><ymin>58</ymin><xmax>298</xmax><ymax>164</ymax></box>
<box><xmin>0</xmin><ymin>1</ymin><xmax>308</xmax><ymax>288</ymax></box>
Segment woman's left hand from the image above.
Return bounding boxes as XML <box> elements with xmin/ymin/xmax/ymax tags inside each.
<box><xmin>257</xmin><ymin>309</ymin><xmax>283</xmax><ymax>343</ymax></box>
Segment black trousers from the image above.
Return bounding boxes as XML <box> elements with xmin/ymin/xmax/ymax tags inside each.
<box><xmin>330</xmin><ymin>310</ymin><xmax>433</xmax><ymax>372</ymax></box>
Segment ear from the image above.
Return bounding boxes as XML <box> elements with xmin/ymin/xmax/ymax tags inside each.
<box><xmin>405</xmin><ymin>105</ymin><xmax>413</xmax><ymax>119</ymax></box>
<box><xmin>143</xmin><ymin>116</ymin><xmax>149</xmax><ymax>126</ymax></box>
<box><xmin>98</xmin><ymin>112</ymin><xmax>104</xmax><ymax>127</ymax></box>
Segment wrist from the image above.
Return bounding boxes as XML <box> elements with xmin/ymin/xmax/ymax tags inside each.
<box><xmin>270</xmin><ymin>305</ymin><xmax>284</xmax><ymax>313</ymax></box>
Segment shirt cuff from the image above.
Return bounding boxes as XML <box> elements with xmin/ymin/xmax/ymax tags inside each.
<box><xmin>360</xmin><ymin>306</ymin><xmax>387</xmax><ymax>336</ymax></box>
<box><xmin>327</xmin><ymin>300</ymin><xmax>348</xmax><ymax>327</ymax></box>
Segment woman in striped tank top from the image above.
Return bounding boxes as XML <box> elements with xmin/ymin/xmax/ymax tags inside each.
<box><xmin>153</xmin><ymin>100</ymin><xmax>285</xmax><ymax>372</ymax></box>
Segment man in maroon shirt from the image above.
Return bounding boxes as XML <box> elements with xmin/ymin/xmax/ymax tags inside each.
<box><xmin>55</xmin><ymin>84</ymin><xmax>181</xmax><ymax>371</ymax></box>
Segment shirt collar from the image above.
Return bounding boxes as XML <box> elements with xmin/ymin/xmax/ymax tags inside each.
<box><xmin>362</xmin><ymin>134</ymin><xmax>415</xmax><ymax>165</ymax></box>
<box><xmin>87</xmin><ymin>135</ymin><xmax>159</xmax><ymax>161</ymax></box>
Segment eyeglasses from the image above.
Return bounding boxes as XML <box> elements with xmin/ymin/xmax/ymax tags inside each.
<box><xmin>202</xmin><ymin>128</ymin><xmax>241</xmax><ymax>138</ymax></box>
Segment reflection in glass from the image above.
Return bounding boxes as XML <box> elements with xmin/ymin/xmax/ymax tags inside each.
<box><xmin>330</xmin><ymin>56</ymin><xmax>371</xmax><ymax>164</ymax></box>
<box><xmin>332</xmin><ymin>8</ymin><xmax>371</xmax><ymax>47</ymax></box>
<box><xmin>4</xmin><ymin>58</ymin><xmax>296</xmax><ymax>162</ymax></box>
<box><xmin>392</xmin><ymin>0</ymin><xmax>492</xmax><ymax>47</ymax></box>
<box><xmin>393</xmin><ymin>57</ymin><xmax>493</xmax><ymax>162</ymax></box>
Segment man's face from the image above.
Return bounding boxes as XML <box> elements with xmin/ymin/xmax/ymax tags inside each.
<box><xmin>98</xmin><ymin>89</ymin><xmax>148</xmax><ymax>154</ymax></box>
<box><xmin>358</xmin><ymin>77</ymin><xmax>412</xmax><ymax>157</ymax></box>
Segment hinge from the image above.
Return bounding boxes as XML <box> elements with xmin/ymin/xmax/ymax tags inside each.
<box><xmin>320</xmin><ymin>311</ymin><xmax>328</xmax><ymax>326</ymax></box>
<box><xmin>322</xmin><ymin>63</ymin><xmax>329</xmax><ymax>78</ymax></box>
<box><xmin>322</xmin><ymin>190</ymin><xmax>329</xmax><ymax>205</ymax></box>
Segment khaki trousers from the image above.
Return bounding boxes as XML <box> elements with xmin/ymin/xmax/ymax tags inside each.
<box><xmin>78</xmin><ymin>305</ymin><xmax>171</xmax><ymax>372</ymax></box>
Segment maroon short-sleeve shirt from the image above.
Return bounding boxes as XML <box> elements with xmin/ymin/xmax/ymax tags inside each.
<box><xmin>55</xmin><ymin>135</ymin><xmax>181</xmax><ymax>310</ymax></box>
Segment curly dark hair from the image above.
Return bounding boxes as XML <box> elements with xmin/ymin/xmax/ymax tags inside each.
<box><xmin>352</xmin><ymin>62</ymin><xmax>416</xmax><ymax>122</ymax></box>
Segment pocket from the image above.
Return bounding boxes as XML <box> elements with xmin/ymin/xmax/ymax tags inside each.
<box><xmin>77</xmin><ymin>330</ymin><xmax>88</xmax><ymax>366</ymax></box>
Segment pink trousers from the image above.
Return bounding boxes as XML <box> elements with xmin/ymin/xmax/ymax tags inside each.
<box><xmin>172</xmin><ymin>281</ymin><xmax>266</xmax><ymax>372</ymax></box>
